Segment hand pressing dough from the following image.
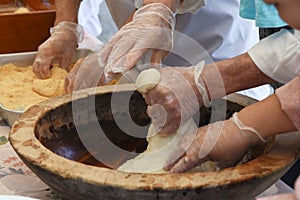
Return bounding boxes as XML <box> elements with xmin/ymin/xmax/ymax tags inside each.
<box><xmin>118</xmin><ymin>68</ymin><xmax>216</xmax><ymax>174</ymax></box>
<box><xmin>117</xmin><ymin>119</ymin><xmax>198</xmax><ymax>173</ymax></box>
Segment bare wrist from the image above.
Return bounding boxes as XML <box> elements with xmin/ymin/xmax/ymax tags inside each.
<box><xmin>54</xmin><ymin>0</ymin><xmax>81</xmax><ymax>25</ymax></box>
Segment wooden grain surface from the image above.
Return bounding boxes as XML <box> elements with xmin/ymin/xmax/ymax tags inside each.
<box><xmin>0</xmin><ymin>10</ymin><xmax>55</xmax><ymax>54</ymax></box>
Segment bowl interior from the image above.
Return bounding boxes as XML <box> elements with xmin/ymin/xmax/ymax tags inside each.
<box><xmin>34</xmin><ymin>90</ymin><xmax>256</xmax><ymax>170</ymax></box>
<box><xmin>10</xmin><ymin>87</ymin><xmax>299</xmax><ymax>200</ymax></box>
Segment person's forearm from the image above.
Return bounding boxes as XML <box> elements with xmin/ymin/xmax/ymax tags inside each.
<box><xmin>201</xmin><ymin>53</ymin><xmax>274</xmax><ymax>100</ymax></box>
<box><xmin>54</xmin><ymin>0</ymin><xmax>81</xmax><ymax>25</ymax></box>
<box><xmin>238</xmin><ymin>94</ymin><xmax>297</xmax><ymax>139</ymax></box>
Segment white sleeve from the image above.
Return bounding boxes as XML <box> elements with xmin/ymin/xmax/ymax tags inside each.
<box><xmin>134</xmin><ymin>0</ymin><xmax>206</xmax><ymax>14</ymax></box>
<box><xmin>248</xmin><ymin>29</ymin><xmax>300</xmax><ymax>83</ymax></box>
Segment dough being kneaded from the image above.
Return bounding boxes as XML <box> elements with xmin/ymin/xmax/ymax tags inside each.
<box><xmin>117</xmin><ymin>119</ymin><xmax>199</xmax><ymax>174</ymax></box>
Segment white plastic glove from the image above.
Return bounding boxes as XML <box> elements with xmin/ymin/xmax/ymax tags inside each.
<box><xmin>164</xmin><ymin>112</ymin><xmax>266</xmax><ymax>173</ymax></box>
<box><xmin>143</xmin><ymin>61</ymin><xmax>210</xmax><ymax>136</ymax></box>
<box><xmin>102</xmin><ymin>3</ymin><xmax>176</xmax><ymax>82</ymax></box>
<box><xmin>33</xmin><ymin>21</ymin><xmax>84</xmax><ymax>79</ymax></box>
<box><xmin>64</xmin><ymin>51</ymin><xmax>107</xmax><ymax>93</ymax></box>
<box><xmin>134</xmin><ymin>0</ymin><xmax>206</xmax><ymax>14</ymax></box>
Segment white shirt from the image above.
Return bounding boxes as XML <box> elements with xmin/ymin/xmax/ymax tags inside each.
<box><xmin>248</xmin><ymin>29</ymin><xmax>300</xmax><ymax>83</ymax></box>
<box><xmin>78</xmin><ymin>0</ymin><xmax>103</xmax><ymax>38</ymax></box>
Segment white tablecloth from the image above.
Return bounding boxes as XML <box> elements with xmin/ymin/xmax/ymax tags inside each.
<box><xmin>0</xmin><ymin>117</ymin><xmax>293</xmax><ymax>200</ymax></box>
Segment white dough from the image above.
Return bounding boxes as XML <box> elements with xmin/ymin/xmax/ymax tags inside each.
<box><xmin>117</xmin><ymin>119</ymin><xmax>198</xmax><ymax>173</ymax></box>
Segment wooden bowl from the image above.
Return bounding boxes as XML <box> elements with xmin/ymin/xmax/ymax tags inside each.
<box><xmin>9</xmin><ymin>84</ymin><xmax>300</xmax><ymax>200</ymax></box>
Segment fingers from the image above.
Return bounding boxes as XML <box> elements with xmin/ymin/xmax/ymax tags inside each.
<box><xmin>164</xmin><ymin>132</ymin><xmax>208</xmax><ymax>173</ymax></box>
<box><xmin>168</xmin><ymin>154</ymin><xmax>204</xmax><ymax>173</ymax></box>
<box><xmin>145</xmin><ymin>83</ymin><xmax>183</xmax><ymax>135</ymax></box>
<box><xmin>32</xmin><ymin>57</ymin><xmax>52</xmax><ymax>79</ymax></box>
<box><xmin>64</xmin><ymin>59</ymin><xmax>82</xmax><ymax>93</ymax></box>
<box><xmin>147</xmin><ymin>105</ymin><xmax>181</xmax><ymax>136</ymax></box>
<box><xmin>59</xmin><ymin>49</ymin><xmax>74</xmax><ymax>72</ymax></box>
<box><xmin>105</xmin><ymin>42</ymin><xmax>149</xmax><ymax>79</ymax></box>
<box><xmin>163</xmin><ymin>140</ymin><xmax>186</xmax><ymax>171</ymax></box>
<box><xmin>65</xmin><ymin>55</ymin><xmax>106</xmax><ymax>93</ymax></box>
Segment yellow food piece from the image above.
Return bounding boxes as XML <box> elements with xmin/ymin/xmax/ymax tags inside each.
<box><xmin>0</xmin><ymin>64</ymin><xmax>67</xmax><ymax>111</ymax></box>
<box><xmin>14</xmin><ymin>7</ymin><xmax>30</xmax><ymax>13</ymax></box>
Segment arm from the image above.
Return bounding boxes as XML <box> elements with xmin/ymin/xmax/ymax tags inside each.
<box><xmin>143</xmin><ymin>54</ymin><xmax>275</xmax><ymax>136</ymax></box>
<box><xmin>201</xmin><ymin>53</ymin><xmax>274</xmax><ymax>100</ymax></box>
<box><xmin>32</xmin><ymin>0</ymin><xmax>83</xmax><ymax>79</ymax></box>
<box><xmin>200</xmin><ymin>29</ymin><xmax>300</xmax><ymax>101</ymax></box>
<box><xmin>239</xmin><ymin>94</ymin><xmax>297</xmax><ymax>138</ymax></box>
<box><xmin>163</xmin><ymin>65</ymin><xmax>299</xmax><ymax>173</ymax></box>
<box><xmin>164</xmin><ymin>92</ymin><xmax>298</xmax><ymax>173</ymax></box>
<box><xmin>54</xmin><ymin>0</ymin><xmax>81</xmax><ymax>24</ymax></box>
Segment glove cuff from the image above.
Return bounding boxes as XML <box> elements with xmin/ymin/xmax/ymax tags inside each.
<box><xmin>231</xmin><ymin>112</ymin><xmax>267</xmax><ymax>143</ymax></box>
<box><xmin>194</xmin><ymin>61</ymin><xmax>212</xmax><ymax>107</ymax></box>
<box><xmin>135</xmin><ymin>0</ymin><xmax>206</xmax><ymax>14</ymax></box>
<box><xmin>50</xmin><ymin>21</ymin><xmax>84</xmax><ymax>44</ymax></box>
<box><xmin>134</xmin><ymin>3</ymin><xmax>176</xmax><ymax>30</ymax></box>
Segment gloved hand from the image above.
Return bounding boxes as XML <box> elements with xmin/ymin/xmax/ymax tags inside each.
<box><xmin>134</xmin><ymin>0</ymin><xmax>206</xmax><ymax>14</ymax></box>
<box><xmin>143</xmin><ymin>63</ymin><xmax>207</xmax><ymax>136</ymax></box>
<box><xmin>164</xmin><ymin>112</ymin><xmax>266</xmax><ymax>173</ymax></box>
<box><xmin>33</xmin><ymin>21</ymin><xmax>84</xmax><ymax>79</ymax></box>
<box><xmin>64</xmin><ymin>51</ymin><xmax>106</xmax><ymax>93</ymax></box>
<box><xmin>101</xmin><ymin>3</ymin><xmax>176</xmax><ymax>82</ymax></box>
<box><xmin>143</xmin><ymin>61</ymin><xmax>211</xmax><ymax>136</ymax></box>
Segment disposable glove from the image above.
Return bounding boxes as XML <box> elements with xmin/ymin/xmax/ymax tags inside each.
<box><xmin>102</xmin><ymin>3</ymin><xmax>176</xmax><ymax>82</ymax></box>
<box><xmin>64</xmin><ymin>51</ymin><xmax>106</xmax><ymax>93</ymax></box>
<box><xmin>164</xmin><ymin>112</ymin><xmax>266</xmax><ymax>173</ymax></box>
<box><xmin>143</xmin><ymin>61</ymin><xmax>211</xmax><ymax>136</ymax></box>
<box><xmin>33</xmin><ymin>21</ymin><xmax>84</xmax><ymax>79</ymax></box>
<box><xmin>134</xmin><ymin>0</ymin><xmax>206</xmax><ymax>14</ymax></box>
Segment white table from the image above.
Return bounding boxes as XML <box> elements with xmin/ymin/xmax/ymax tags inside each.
<box><xmin>0</xmin><ymin>117</ymin><xmax>293</xmax><ymax>200</ymax></box>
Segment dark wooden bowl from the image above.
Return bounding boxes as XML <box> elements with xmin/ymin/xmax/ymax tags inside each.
<box><xmin>9</xmin><ymin>84</ymin><xmax>300</xmax><ymax>200</ymax></box>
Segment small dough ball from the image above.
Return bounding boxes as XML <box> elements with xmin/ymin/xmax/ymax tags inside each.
<box><xmin>135</xmin><ymin>68</ymin><xmax>161</xmax><ymax>94</ymax></box>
